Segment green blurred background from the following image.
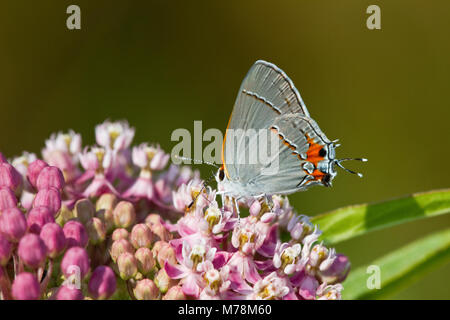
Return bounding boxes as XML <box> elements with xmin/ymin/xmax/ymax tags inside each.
<box><xmin>0</xmin><ymin>1</ymin><xmax>449</xmax><ymax>299</ymax></box>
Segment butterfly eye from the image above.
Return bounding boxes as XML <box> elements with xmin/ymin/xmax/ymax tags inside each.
<box><xmin>218</xmin><ymin>167</ymin><xmax>225</xmax><ymax>181</ymax></box>
<box><xmin>322</xmin><ymin>173</ymin><xmax>332</xmax><ymax>186</ymax></box>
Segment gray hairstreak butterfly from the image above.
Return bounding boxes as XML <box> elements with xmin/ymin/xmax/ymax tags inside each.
<box><xmin>216</xmin><ymin>60</ymin><xmax>367</xmax><ymax>202</ymax></box>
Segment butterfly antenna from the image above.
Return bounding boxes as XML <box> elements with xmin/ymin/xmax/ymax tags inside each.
<box><xmin>187</xmin><ymin>170</ymin><xmax>217</xmax><ymax>209</ymax></box>
<box><xmin>334</xmin><ymin>158</ymin><xmax>368</xmax><ymax>178</ymax></box>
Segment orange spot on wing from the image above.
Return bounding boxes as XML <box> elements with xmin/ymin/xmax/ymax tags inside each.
<box><xmin>305</xmin><ymin>133</ymin><xmax>325</xmax><ymax>168</ymax></box>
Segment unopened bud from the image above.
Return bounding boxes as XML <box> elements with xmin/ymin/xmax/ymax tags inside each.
<box><xmin>27</xmin><ymin>206</ymin><xmax>55</xmax><ymax>234</ymax></box>
<box><xmin>96</xmin><ymin>208</ymin><xmax>115</xmax><ymax>233</ymax></box>
<box><xmin>154</xmin><ymin>268</ymin><xmax>177</xmax><ymax>294</ymax></box>
<box><xmin>150</xmin><ymin>222</ymin><xmax>170</xmax><ymax>242</ymax></box>
<box><xmin>117</xmin><ymin>252</ymin><xmax>138</xmax><ymax>280</ymax></box>
<box><xmin>26</xmin><ymin>160</ymin><xmax>48</xmax><ymax>190</ymax></box>
<box><xmin>96</xmin><ymin>193</ymin><xmax>118</xmax><ymax>211</ymax></box>
<box><xmin>0</xmin><ymin>187</ymin><xmax>17</xmax><ymax>211</ymax></box>
<box><xmin>0</xmin><ymin>207</ymin><xmax>27</xmax><ymax>242</ymax></box>
<box><xmin>61</xmin><ymin>247</ymin><xmax>90</xmax><ymax>279</ymax></box>
<box><xmin>54</xmin><ymin>285</ymin><xmax>84</xmax><ymax>300</ymax></box>
<box><xmin>86</xmin><ymin>217</ymin><xmax>106</xmax><ymax>245</ymax></box>
<box><xmin>0</xmin><ymin>234</ymin><xmax>12</xmax><ymax>266</ymax></box>
<box><xmin>40</xmin><ymin>223</ymin><xmax>67</xmax><ymax>258</ymax></box>
<box><xmin>135</xmin><ymin>247</ymin><xmax>155</xmax><ymax>276</ymax></box>
<box><xmin>112</xmin><ymin>228</ymin><xmax>129</xmax><ymax>241</ymax></box>
<box><xmin>0</xmin><ymin>162</ymin><xmax>22</xmax><ymax>193</ymax></box>
<box><xmin>110</xmin><ymin>239</ymin><xmax>134</xmax><ymax>263</ymax></box>
<box><xmin>130</xmin><ymin>224</ymin><xmax>153</xmax><ymax>249</ymax></box>
<box><xmin>36</xmin><ymin>166</ymin><xmax>65</xmax><ymax>191</ymax></box>
<box><xmin>18</xmin><ymin>234</ymin><xmax>47</xmax><ymax>269</ymax></box>
<box><xmin>162</xmin><ymin>285</ymin><xmax>186</xmax><ymax>300</ymax></box>
<box><xmin>133</xmin><ymin>279</ymin><xmax>159</xmax><ymax>300</ymax></box>
<box><xmin>12</xmin><ymin>272</ymin><xmax>40</xmax><ymax>300</ymax></box>
<box><xmin>113</xmin><ymin>201</ymin><xmax>136</xmax><ymax>229</ymax></box>
<box><xmin>32</xmin><ymin>187</ymin><xmax>61</xmax><ymax>216</ymax></box>
<box><xmin>157</xmin><ymin>243</ymin><xmax>177</xmax><ymax>268</ymax></box>
<box><xmin>73</xmin><ymin>199</ymin><xmax>95</xmax><ymax>225</ymax></box>
<box><xmin>88</xmin><ymin>266</ymin><xmax>117</xmax><ymax>300</ymax></box>
<box><xmin>63</xmin><ymin>220</ymin><xmax>88</xmax><ymax>248</ymax></box>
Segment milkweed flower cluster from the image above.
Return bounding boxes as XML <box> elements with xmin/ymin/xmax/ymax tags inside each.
<box><xmin>0</xmin><ymin>120</ymin><xmax>350</xmax><ymax>300</ymax></box>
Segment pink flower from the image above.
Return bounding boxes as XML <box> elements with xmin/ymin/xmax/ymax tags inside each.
<box><xmin>36</xmin><ymin>166</ymin><xmax>65</xmax><ymax>190</ymax></box>
<box><xmin>248</xmin><ymin>272</ymin><xmax>291</xmax><ymax>300</ymax></box>
<box><xmin>42</xmin><ymin>130</ymin><xmax>82</xmax><ymax>162</ymax></box>
<box><xmin>316</xmin><ymin>283</ymin><xmax>343</xmax><ymax>300</ymax></box>
<box><xmin>164</xmin><ymin>238</ymin><xmax>217</xmax><ymax>298</ymax></box>
<box><xmin>199</xmin><ymin>261</ymin><xmax>232</xmax><ymax>300</ymax></box>
<box><xmin>78</xmin><ymin>147</ymin><xmax>118</xmax><ymax>197</ymax></box>
<box><xmin>273</xmin><ymin>242</ymin><xmax>303</xmax><ymax>275</ymax></box>
<box><xmin>95</xmin><ymin>120</ymin><xmax>134</xmax><ymax>151</ymax></box>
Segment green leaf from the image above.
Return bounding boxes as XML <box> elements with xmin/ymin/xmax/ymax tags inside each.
<box><xmin>311</xmin><ymin>189</ymin><xmax>450</xmax><ymax>244</ymax></box>
<box><xmin>342</xmin><ymin>228</ymin><xmax>450</xmax><ymax>299</ymax></box>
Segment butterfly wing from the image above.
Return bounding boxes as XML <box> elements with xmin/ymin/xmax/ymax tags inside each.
<box><xmin>222</xmin><ymin>60</ymin><xmax>310</xmax><ymax>181</ymax></box>
<box><xmin>248</xmin><ymin>114</ymin><xmax>337</xmax><ymax>195</ymax></box>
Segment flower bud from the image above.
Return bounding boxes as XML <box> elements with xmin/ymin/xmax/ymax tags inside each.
<box><xmin>63</xmin><ymin>220</ymin><xmax>88</xmax><ymax>248</ymax></box>
<box><xmin>40</xmin><ymin>223</ymin><xmax>67</xmax><ymax>258</ymax></box>
<box><xmin>133</xmin><ymin>279</ymin><xmax>159</xmax><ymax>300</ymax></box>
<box><xmin>135</xmin><ymin>247</ymin><xmax>155</xmax><ymax>276</ymax></box>
<box><xmin>117</xmin><ymin>252</ymin><xmax>138</xmax><ymax>280</ymax></box>
<box><xmin>156</xmin><ymin>242</ymin><xmax>177</xmax><ymax>268</ymax></box>
<box><xmin>18</xmin><ymin>233</ymin><xmax>48</xmax><ymax>269</ymax></box>
<box><xmin>110</xmin><ymin>239</ymin><xmax>134</xmax><ymax>263</ymax></box>
<box><xmin>150</xmin><ymin>222</ymin><xmax>170</xmax><ymax>242</ymax></box>
<box><xmin>96</xmin><ymin>193</ymin><xmax>118</xmax><ymax>211</ymax></box>
<box><xmin>0</xmin><ymin>234</ymin><xmax>12</xmax><ymax>266</ymax></box>
<box><xmin>86</xmin><ymin>217</ymin><xmax>106</xmax><ymax>245</ymax></box>
<box><xmin>145</xmin><ymin>213</ymin><xmax>163</xmax><ymax>226</ymax></box>
<box><xmin>0</xmin><ymin>152</ymin><xmax>6</xmax><ymax>163</ymax></box>
<box><xmin>55</xmin><ymin>205</ymin><xmax>74</xmax><ymax>225</ymax></box>
<box><xmin>113</xmin><ymin>201</ymin><xmax>136</xmax><ymax>229</ymax></box>
<box><xmin>151</xmin><ymin>241</ymin><xmax>167</xmax><ymax>260</ymax></box>
<box><xmin>130</xmin><ymin>224</ymin><xmax>153</xmax><ymax>249</ymax></box>
<box><xmin>54</xmin><ymin>285</ymin><xmax>84</xmax><ymax>300</ymax></box>
<box><xmin>0</xmin><ymin>187</ymin><xmax>17</xmax><ymax>211</ymax></box>
<box><xmin>317</xmin><ymin>254</ymin><xmax>351</xmax><ymax>284</ymax></box>
<box><xmin>36</xmin><ymin>166</ymin><xmax>65</xmax><ymax>191</ymax></box>
<box><xmin>0</xmin><ymin>207</ymin><xmax>27</xmax><ymax>242</ymax></box>
<box><xmin>61</xmin><ymin>247</ymin><xmax>90</xmax><ymax>279</ymax></box>
<box><xmin>162</xmin><ymin>285</ymin><xmax>186</xmax><ymax>300</ymax></box>
<box><xmin>0</xmin><ymin>162</ymin><xmax>22</xmax><ymax>192</ymax></box>
<box><xmin>32</xmin><ymin>187</ymin><xmax>61</xmax><ymax>216</ymax></box>
<box><xmin>96</xmin><ymin>208</ymin><xmax>115</xmax><ymax>233</ymax></box>
<box><xmin>73</xmin><ymin>199</ymin><xmax>95</xmax><ymax>225</ymax></box>
<box><xmin>112</xmin><ymin>228</ymin><xmax>129</xmax><ymax>241</ymax></box>
<box><xmin>12</xmin><ymin>272</ymin><xmax>40</xmax><ymax>300</ymax></box>
<box><xmin>27</xmin><ymin>206</ymin><xmax>55</xmax><ymax>234</ymax></box>
<box><xmin>154</xmin><ymin>268</ymin><xmax>177</xmax><ymax>294</ymax></box>
<box><xmin>88</xmin><ymin>265</ymin><xmax>117</xmax><ymax>300</ymax></box>
<box><xmin>27</xmin><ymin>160</ymin><xmax>48</xmax><ymax>190</ymax></box>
